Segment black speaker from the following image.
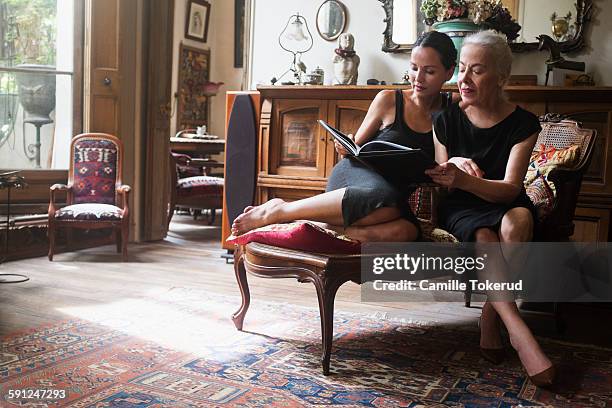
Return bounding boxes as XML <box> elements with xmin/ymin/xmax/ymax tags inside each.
<box><xmin>222</xmin><ymin>92</ymin><xmax>260</xmax><ymax>249</ymax></box>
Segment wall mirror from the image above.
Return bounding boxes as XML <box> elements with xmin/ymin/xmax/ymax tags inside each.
<box><xmin>317</xmin><ymin>0</ymin><xmax>347</xmax><ymax>41</ymax></box>
<box><xmin>379</xmin><ymin>0</ymin><xmax>593</xmax><ymax>53</ymax></box>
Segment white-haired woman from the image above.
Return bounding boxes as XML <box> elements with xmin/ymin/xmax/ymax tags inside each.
<box><xmin>425</xmin><ymin>30</ymin><xmax>555</xmax><ymax>387</ymax></box>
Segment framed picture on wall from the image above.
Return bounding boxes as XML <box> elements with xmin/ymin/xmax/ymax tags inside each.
<box><xmin>177</xmin><ymin>44</ymin><xmax>211</xmax><ymax>130</ymax></box>
<box><xmin>185</xmin><ymin>0</ymin><xmax>211</xmax><ymax>43</ymax></box>
<box><xmin>234</xmin><ymin>0</ymin><xmax>245</xmax><ymax>68</ymax></box>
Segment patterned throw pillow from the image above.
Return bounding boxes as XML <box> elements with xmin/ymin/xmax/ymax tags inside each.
<box><xmin>226</xmin><ymin>221</ymin><xmax>361</xmax><ymax>254</ymax></box>
<box><xmin>418</xmin><ymin>218</ymin><xmax>459</xmax><ymax>243</ymax></box>
<box><xmin>523</xmin><ymin>143</ymin><xmax>581</xmax><ymax>220</ymax></box>
<box><xmin>525</xmin><ymin>144</ymin><xmax>581</xmax><ymax>186</ymax></box>
<box><xmin>525</xmin><ymin>175</ymin><xmax>556</xmax><ymax>221</ymax></box>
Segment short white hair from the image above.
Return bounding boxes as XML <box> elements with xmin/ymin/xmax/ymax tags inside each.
<box><xmin>462</xmin><ymin>30</ymin><xmax>512</xmax><ymax>81</ymax></box>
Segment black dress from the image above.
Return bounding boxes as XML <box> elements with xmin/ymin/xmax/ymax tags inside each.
<box><xmin>432</xmin><ymin>102</ymin><xmax>541</xmax><ymax>242</ymax></box>
<box><xmin>326</xmin><ymin>89</ymin><xmax>451</xmax><ymax>229</ymax></box>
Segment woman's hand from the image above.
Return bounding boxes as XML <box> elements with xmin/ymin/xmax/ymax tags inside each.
<box><xmin>334</xmin><ymin>133</ymin><xmax>354</xmax><ymax>157</ymax></box>
<box><xmin>425</xmin><ymin>162</ymin><xmax>466</xmax><ymax>188</ymax></box>
<box><xmin>447</xmin><ymin>157</ymin><xmax>484</xmax><ymax>178</ymax></box>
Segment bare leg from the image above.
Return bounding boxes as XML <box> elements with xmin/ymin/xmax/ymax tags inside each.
<box><xmin>232</xmin><ymin>189</ymin><xmax>402</xmax><ymax>235</ymax></box>
<box><xmin>341</xmin><ymin>218</ymin><xmax>419</xmax><ymax>242</ymax></box>
<box><xmin>477</xmin><ymin>208</ymin><xmax>552</xmax><ymax>377</ymax></box>
<box><xmin>474</xmin><ymin>228</ymin><xmax>505</xmax><ymax>350</ymax></box>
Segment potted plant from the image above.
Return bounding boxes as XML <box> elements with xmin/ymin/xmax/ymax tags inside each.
<box><xmin>420</xmin><ymin>0</ymin><xmax>521</xmax><ymax>82</ymax></box>
<box><xmin>3</xmin><ymin>0</ymin><xmax>57</xmax><ymax>121</ymax></box>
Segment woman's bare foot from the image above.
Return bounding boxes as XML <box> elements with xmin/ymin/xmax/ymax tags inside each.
<box><xmin>231</xmin><ymin>198</ymin><xmax>286</xmax><ymax>235</ymax></box>
<box><xmin>480</xmin><ymin>302</ymin><xmax>504</xmax><ymax>349</ymax></box>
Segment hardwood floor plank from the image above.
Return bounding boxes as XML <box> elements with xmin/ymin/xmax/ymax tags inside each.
<box><xmin>0</xmin><ymin>214</ymin><xmax>610</xmax><ymax>349</ymax></box>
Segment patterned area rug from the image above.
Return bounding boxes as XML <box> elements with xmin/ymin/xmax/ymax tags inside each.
<box><xmin>1</xmin><ymin>289</ymin><xmax>611</xmax><ymax>407</ymax></box>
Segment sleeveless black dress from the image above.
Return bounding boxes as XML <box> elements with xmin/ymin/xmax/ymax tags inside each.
<box><xmin>326</xmin><ymin>89</ymin><xmax>451</xmax><ymax>229</ymax></box>
<box><xmin>432</xmin><ymin>102</ymin><xmax>541</xmax><ymax>242</ymax></box>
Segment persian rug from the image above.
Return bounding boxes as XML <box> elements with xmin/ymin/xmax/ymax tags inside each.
<box><xmin>1</xmin><ymin>289</ymin><xmax>611</xmax><ymax>407</ymax></box>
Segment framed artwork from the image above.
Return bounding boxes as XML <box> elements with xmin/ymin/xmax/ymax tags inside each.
<box><xmin>234</xmin><ymin>0</ymin><xmax>245</xmax><ymax>68</ymax></box>
<box><xmin>177</xmin><ymin>44</ymin><xmax>210</xmax><ymax>130</ymax></box>
<box><xmin>185</xmin><ymin>0</ymin><xmax>211</xmax><ymax>43</ymax></box>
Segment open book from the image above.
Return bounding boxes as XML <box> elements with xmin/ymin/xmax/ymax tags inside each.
<box><xmin>318</xmin><ymin>120</ymin><xmax>436</xmax><ymax>186</ymax></box>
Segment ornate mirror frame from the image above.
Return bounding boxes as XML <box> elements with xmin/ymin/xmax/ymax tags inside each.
<box><xmin>378</xmin><ymin>0</ymin><xmax>594</xmax><ymax>53</ymax></box>
<box><xmin>317</xmin><ymin>0</ymin><xmax>348</xmax><ymax>41</ymax></box>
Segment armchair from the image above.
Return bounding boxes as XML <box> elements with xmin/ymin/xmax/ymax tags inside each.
<box><xmin>168</xmin><ymin>152</ymin><xmax>224</xmax><ymax>227</ymax></box>
<box><xmin>48</xmin><ymin>133</ymin><xmax>131</xmax><ymax>261</ymax></box>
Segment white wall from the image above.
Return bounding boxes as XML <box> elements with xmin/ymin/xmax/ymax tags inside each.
<box><xmin>171</xmin><ymin>0</ymin><xmax>244</xmax><ymax>139</ymax></box>
<box><xmin>250</xmin><ymin>0</ymin><xmax>612</xmax><ymax>88</ymax></box>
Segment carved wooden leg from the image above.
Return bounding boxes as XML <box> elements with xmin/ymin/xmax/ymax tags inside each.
<box><xmin>464</xmin><ymin>286</ymin><xmax>472</xmax><ymax>308</ymax></box>
<box><xmin>231</xmin><ymin>245</ymin><xmax>250</xmax><ymax>330</ymax></box>
<box><xmin>115</xmin><ymin>228</ymin><xmax>122</xmax><ymax>253</ymax></box>
<box><xmin>66</xmin><ymin>227</ymin><xmax>73</xmax><ymax>250</ymax></box>
<box><xmin>314</xmin><ymin>275</ymin><xmax>343</xmax><ymax>376</ymax></box>
<box><xmin>48</xmin><ymin>222</ymin><xmax>56</xmax><ymax>261</ymax></box>
<box><xmin>121</xmin><ymin>223</ymin><xmax>129</xmax><ymax>262</ymax></box>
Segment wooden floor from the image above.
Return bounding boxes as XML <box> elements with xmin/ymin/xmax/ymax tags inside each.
<box><xmin>1</xmin><ymin>214</ymin><xmax>610</xmax><ymax>349</ymax></box>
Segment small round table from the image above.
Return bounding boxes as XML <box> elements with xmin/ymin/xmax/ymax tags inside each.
<box><xmin>0</xmin><ymin>171</ymin><xmax>29</xmax><ymax>283</ymax></box>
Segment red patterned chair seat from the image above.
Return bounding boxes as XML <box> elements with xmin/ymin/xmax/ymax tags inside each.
<box><xmin>168</xmin><ymin>152</ymin><xmax>224</xmax><ymax>227</ymax></box>
<box><xmin>55</xmin><ymin>203</ymin><xmax>123</xmax><ymax>221</ymax></box>
<box><xmin>176</xmin><ymin>176</ymin><xmax>224</xmax><ymax>198</ymax></box>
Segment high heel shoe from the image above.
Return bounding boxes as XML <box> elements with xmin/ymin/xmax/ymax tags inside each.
<box><xmin>528</xmin><ymin>365</ymin><xmax>556</xmax><ymax>388</ymax></box>
<box><xmin>479</xmin><ymin>346</ymin><xmax>506</xmax><ymax>365</ymax></box>
<box><xmin>478</xmin><ymin>316</ymin><xmax>505</xmax><ymax>364</ymax></box>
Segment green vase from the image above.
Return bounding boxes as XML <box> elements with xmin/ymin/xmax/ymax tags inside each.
<box><xmin>432</xmin><ymin>19</ymin><xmax>481</xmax><ymax>83</ymax></box>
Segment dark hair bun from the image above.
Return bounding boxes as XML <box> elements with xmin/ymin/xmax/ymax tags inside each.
<box><xmin>414</xmin><ymin>31</ymin><xmax>458</xmax><ymax>70</ymax></box>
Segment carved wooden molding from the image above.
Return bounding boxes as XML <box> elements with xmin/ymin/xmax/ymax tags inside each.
<box><xmin>379</xmin><ymin>0</ymin><xmax>594</xmax><ymax>54</ymax></box>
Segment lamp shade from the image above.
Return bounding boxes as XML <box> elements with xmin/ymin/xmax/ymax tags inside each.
<box><xmin>279</xmin><ymin>13</ymin><xmax>313</xmax><ymax>54</ymax></box>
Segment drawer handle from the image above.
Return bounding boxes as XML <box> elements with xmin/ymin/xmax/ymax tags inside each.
<box><xmin>103</xmin><ymin>77</ymin><xmax>112</xmax><ymax>86</ymax></box>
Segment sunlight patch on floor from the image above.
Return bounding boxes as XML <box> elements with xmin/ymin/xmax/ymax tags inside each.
<box><xmin>58</xmin><ymin>290</ymin><xmax>304</xmax><ymax>361</ymax></box>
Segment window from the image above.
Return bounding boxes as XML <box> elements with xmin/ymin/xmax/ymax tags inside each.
<box><xmin>0</xmin><ymin>0</ymin><xmax>76</xmax><ymax>170</ymax></box>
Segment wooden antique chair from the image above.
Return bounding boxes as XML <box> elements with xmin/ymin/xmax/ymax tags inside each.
<box><xmin>168</xmin><ymin>152</ymin><xmax>224</xmax><ymax>227</ymax></box>
<box><xmin>48</xmin><ymin>133</ymin><xmax>131</xmax><ymax>261</ymax></box>
<box><xmin>231</xmin><ymin>118</ymin><xmax>596</xmax><ymax>375</ymax></box>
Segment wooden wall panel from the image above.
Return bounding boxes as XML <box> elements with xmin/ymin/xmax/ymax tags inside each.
<box><xmin>91</xmin><ymin>96</ymin><xmax>118</xmax><ymax>134</ymax></box>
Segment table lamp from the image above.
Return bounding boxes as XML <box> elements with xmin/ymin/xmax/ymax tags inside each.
<box><xmin>271</xmin><ymin>13</ymin><xmax>313</xmax><ymax>85</ymax></box>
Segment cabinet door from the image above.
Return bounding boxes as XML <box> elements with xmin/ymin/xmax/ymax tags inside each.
<box><xmin>270</xmin><ymin>99</ymin><xmax>328</xmax><ymax>178</ymax></box>
<box><xmin>326</xmin><ymin>100</ymin><xmax>371</xmax><ymax>175</ymax></box>
<box><xmin>571</xmin><ymin>207</ymin><xmax>611</xmax><ymax>242</ymax></box>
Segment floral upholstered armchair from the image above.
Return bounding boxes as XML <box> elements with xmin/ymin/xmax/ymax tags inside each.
<box><xmin>48</xmin><ymin>133</ymin><xmax>131</xmax><ymax>261</ymax></box>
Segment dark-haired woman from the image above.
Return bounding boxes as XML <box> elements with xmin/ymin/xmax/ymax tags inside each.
<box><xmin>232</xmin><ymin>31</ymin><xmax>457</xmax><ymax>242</ymax></box>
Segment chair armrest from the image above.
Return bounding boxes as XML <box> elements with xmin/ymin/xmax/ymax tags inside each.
<box><xmin>50</xmin><ymin>183</ymin><xmax>69</xmax><ymax>191</ymax></box>
<box><xmin>49</xmin><ymin>184</ymin><xmax>71</xmax><ymax>218</ymax></box>
<box><xmin>117</xmin><ymin>185</ymin><xmax>131</xmax><ymax>214</ymax></box>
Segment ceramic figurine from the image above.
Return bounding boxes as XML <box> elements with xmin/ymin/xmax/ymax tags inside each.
<box><xmin>333</xmin><ymin>33</ymin><xmax>359</xmax><ymax>85</ymax></box>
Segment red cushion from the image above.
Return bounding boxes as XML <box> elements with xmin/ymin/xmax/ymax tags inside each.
<box><xmin>226</xmin><ymin>221</ymin><xmax>361</xmax><ymax>254</ymax></box>
<box><xmin>177</xmin><ymin>176</ymin><xmax>223</xmax><ymax>197</ymax></box>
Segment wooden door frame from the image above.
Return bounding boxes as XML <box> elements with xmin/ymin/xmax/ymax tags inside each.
<box><xmin>142</xmin><ymin>0</ymin><xmax>175</xmax><ymax>241</ymax></box>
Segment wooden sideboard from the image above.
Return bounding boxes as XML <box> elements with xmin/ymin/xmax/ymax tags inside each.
<box><xmin>255</xmin><ymin>85</ymin><xmax>612</xmax><ymax>242</ymax></box>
